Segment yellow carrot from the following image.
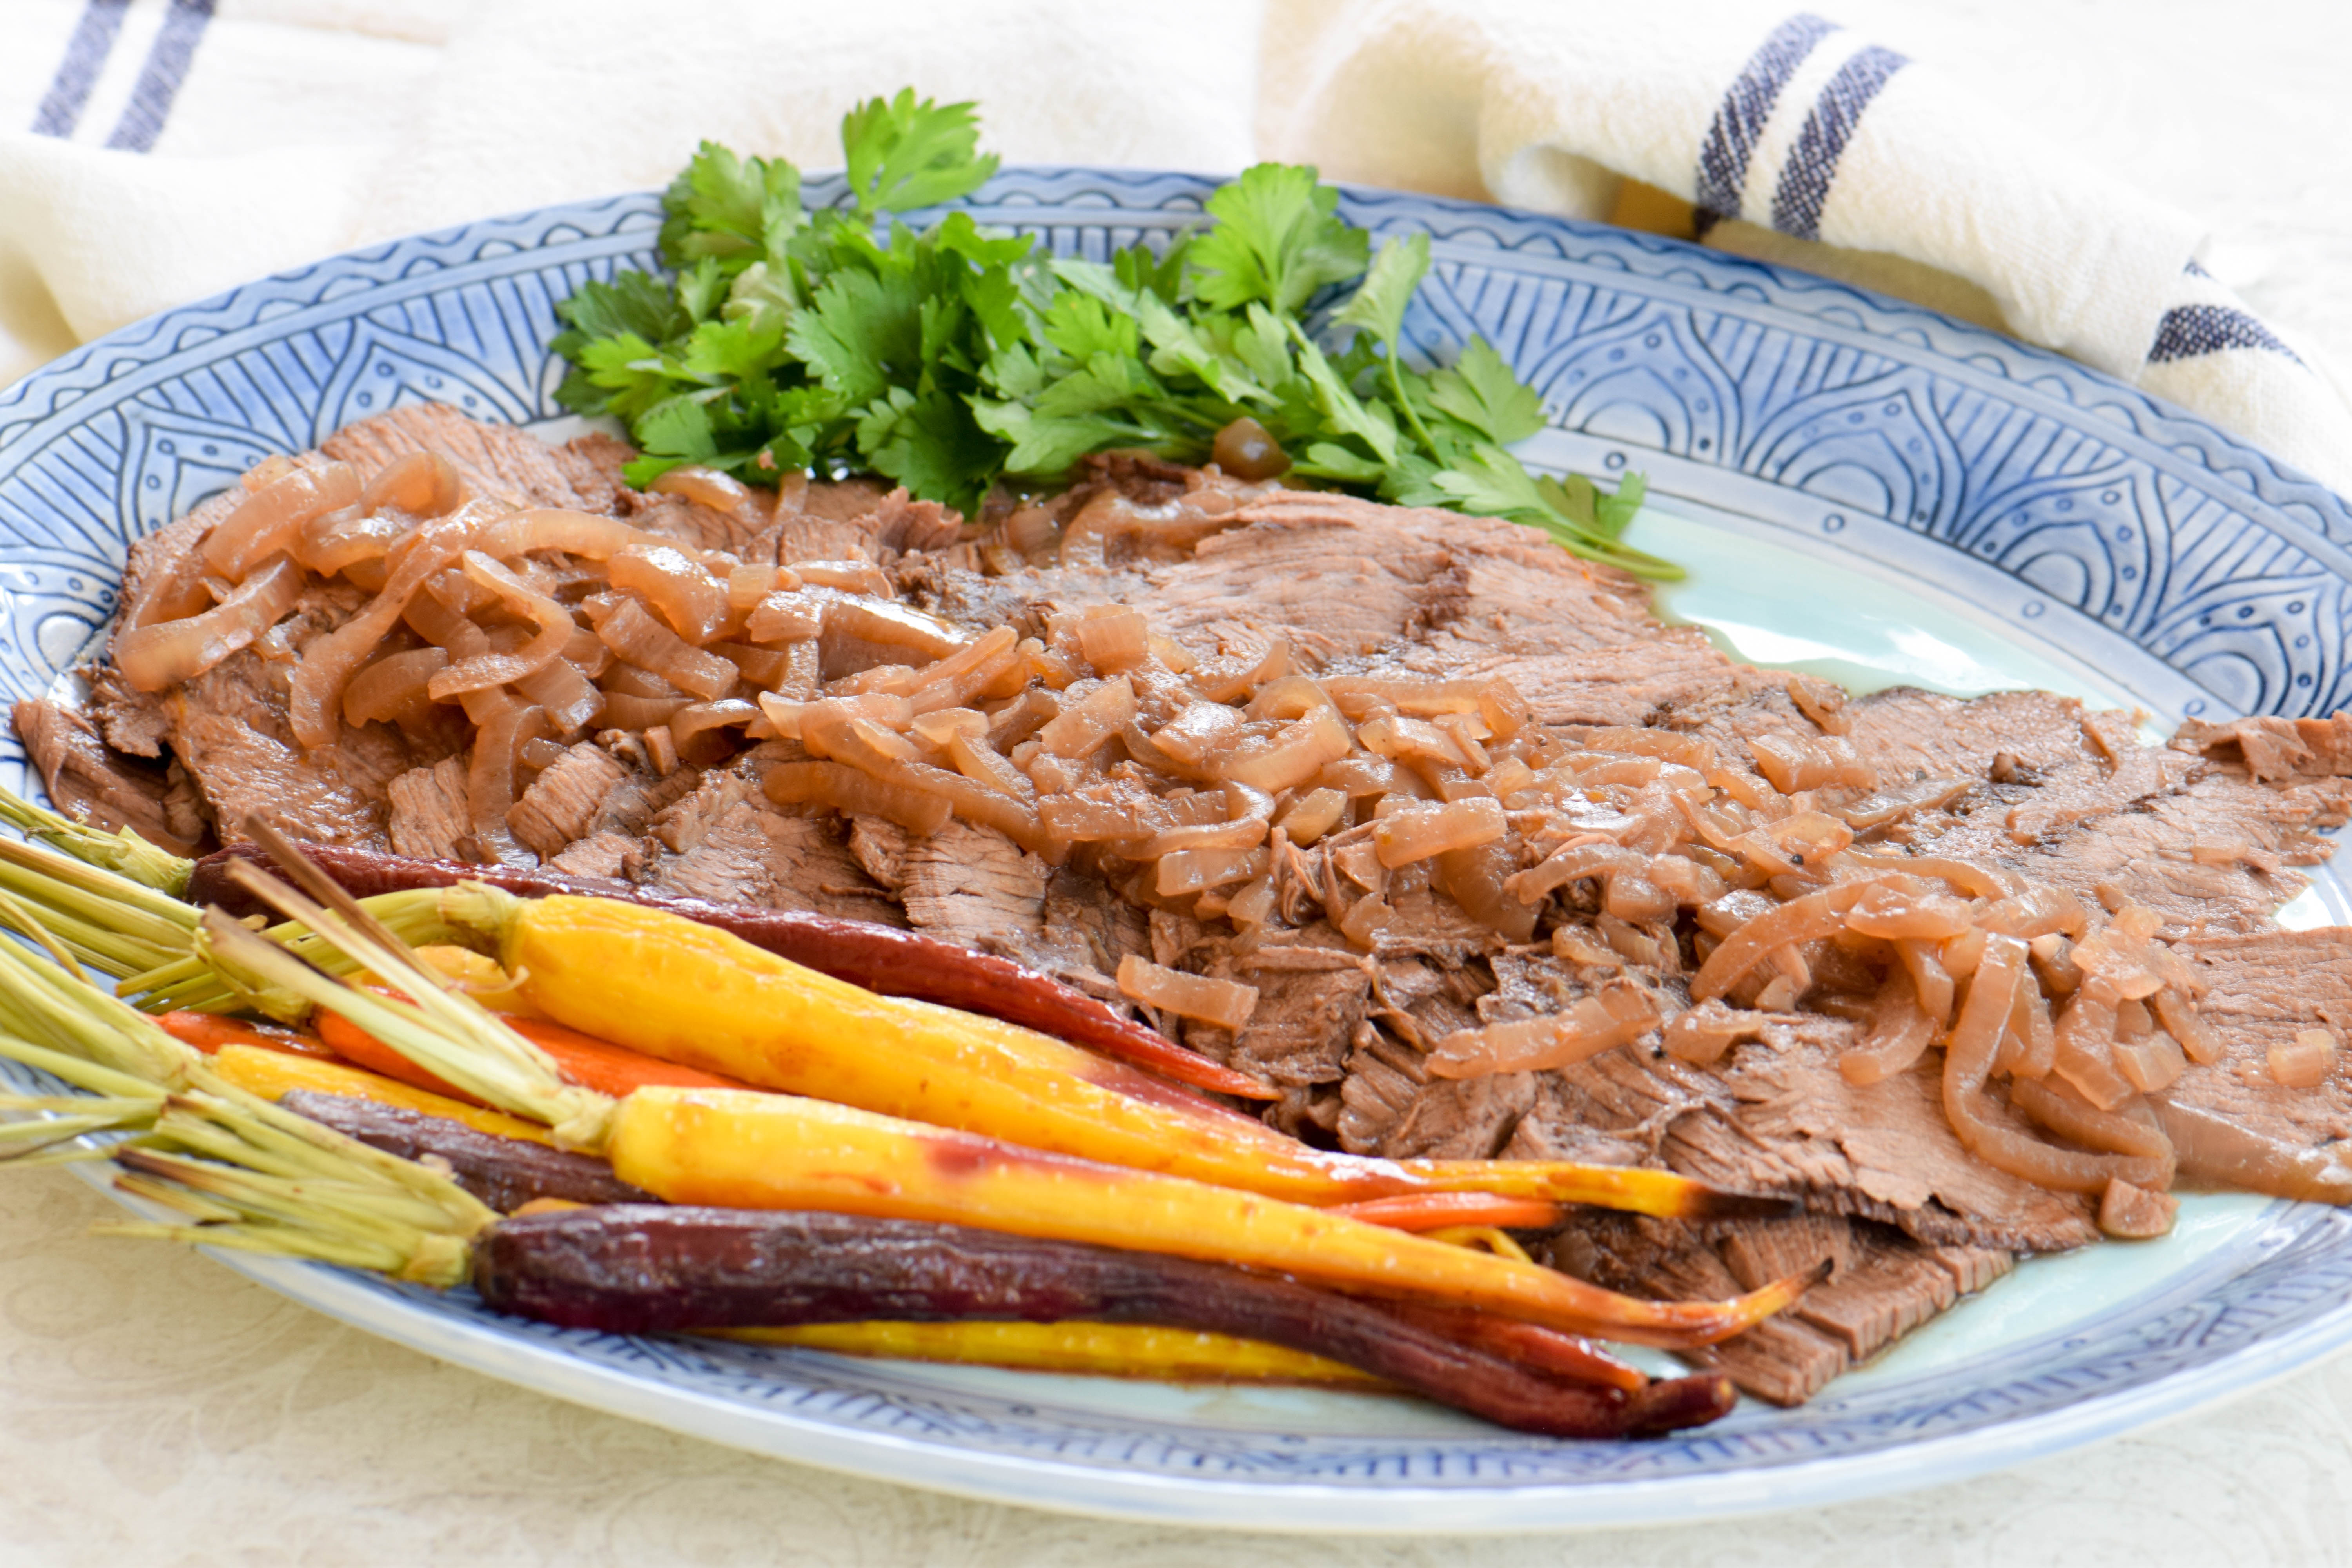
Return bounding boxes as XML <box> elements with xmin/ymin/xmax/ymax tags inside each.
<box><xmin>608</xmin><ymin>1088</ymin><xmax>1802</xmax><ymax>1347</ymax></box>
<box><xmin>209</xmin><ymin>1044</ymin><xmax>556</xmax><ymax>1146</ymax></box>
<box><xmin>450</xmin><ymin>887</ymin><xmax>1768</xmax><ymax>1220</ymax></box>
<box><xmin>716</xmin><ymin>1321</ymin><xmax>1376</xmax><ymax>1384</ymax></box>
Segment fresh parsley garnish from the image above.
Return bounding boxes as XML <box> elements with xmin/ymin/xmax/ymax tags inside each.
<box><xmin>552</xmin><ymin>90</ymin><xmax>1672</xmax><ymax>577</ymax></box>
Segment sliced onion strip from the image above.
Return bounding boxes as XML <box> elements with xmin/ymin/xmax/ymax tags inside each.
<box><xmin>342</xmin><ymin>646</ymin><xmax>450</xmax><ymax>728</ymax></box>
<box><xmin>1116</xmin><ymin>955</ymin><xmax>1258</xmax><ymax>1030</ymax></box>
<box><xmin>114</xmin><ymin>553</ymin><xmax>306</xmax><ymax>692</ymax></box>
<box><xmin>203</xmin><ymin>463</ymin><xmax>360</xmax><ymax>581</ymax></box>
<box><xmin>469</xmin><ymin>702</ymin><xmax>549</xmax><ymax>866</ymax></box>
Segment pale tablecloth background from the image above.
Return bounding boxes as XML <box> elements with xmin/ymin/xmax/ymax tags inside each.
<box><xmin>4</xmin><ymin>0</ymin><xmax>2352</xmax><ymax>1562</ymax></box>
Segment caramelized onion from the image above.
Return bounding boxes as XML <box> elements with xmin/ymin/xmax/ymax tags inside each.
<box><xmin>1663</xmin><ymin>1000</ymin><xmax>1765</xmax><ymax>1065</ymax></box>
<box><xmin>586</xmin><ymin>595</ymin><xmax>737</xmax><ymax>700</ymax></box>
<box><xmin>1750</xmin><ymin>732</ymin><xmax>1875</xmax><ymax>793</ymax></box>
<box><xmin>1214</xmin><ymin>707</ymin><xmax>1352</xmax><ymax>793</ymax></box>
<box><xmin>1981</xmin><ymin>883</ymin><xmax>2089</xmax><ymax>940</ymax></box>
<box><xmin>1116</xmin><ymin>955</ymin><xmax>1258</xmax><ymax>1030</ymax></box>
<box><xmin>295</xmin><ymin>507</ymin><xmax>412</xmax><ymax>577</ymax></box>
<box><xmin>1152</xmin><ymin>701</ymin><xmax>1246</xmax><ymax>768</ymax></box>
<box><xmin>1373</xmin><ymin>797</ymin><xmax>1505</xmax><ymax>868</ymax></box>
<box><xmin>1428</xmin><ymin>984</ymin><xmax>1658</xmax><ymax>1078</ymax></box>
<box><xmin>474</xmin><ymin>508</ymin><xmax>659</xmax><ymax>562</ymax></box>
<box><xmin>765</xmin><ymin>759</ymin><xmax>951</xmax><ymax>835</ymax></box>
<box><xmin>1438</xmin><ymin>838</ymin><xmax>1541</xmax><ymax>943</ymax></box>
<box><xmin>650</xmin><ymin>463</ymin><xmax>756</xmax><ymax>515</ymax></box>
<box><xmin>610</xmin><ymin>543</ymin><xmax>731</xmax><ymax>645</ymax></box>
<box><xmin>358</xmin><ymin>450</ymin><xmax>463</xmax><ymax>518</ymax></box>
<box><xmin>711</xmin><ymin>640</ymin><xmax>793</xmax><ymax>690</ymax></box>
<box><xmin>1690</xmin><ymin>879</ymin><xmax>1888</xmax><ymax>1003</ymax></box>
<box><xmin>794</xmin><ymin>558</ymin><xmax>895</xmax><ymax>597</ymax></box>
<box><xmin>1140</xmin><ymin>818</ymin><xmax>1268</xmax><ymax>858</ymax></box>
<box><xmin>1156</xmin><ymin>846</ymin><xmax>1270</xmax><ymax>897</ymax></box>
<box><xmin>1844</xmin><ymin>883</ymin><xmax>1974</xmax><ymax>941</ymax></box>
<box><xmin>823</xmin><ymin>598</ymin><xmax>967</xmax><ymax>675</ymax></box>
<box><xmin>1036</xmin><ymin>676</ymin><xmax>1136</xmax><ymax>760</ymax></box>
<box><xmin>287</xmin><ymin>503</ymin><xmax>495</xmax><ymax>748</ymax></box>
<box><xmin>2114</xmin><ymin>1031</ymin><xmax>2189</xmax><ymax>1094</ymax></box>
<box><xmin>903</xmin><ymin>626</ymin><xmax>1020</xmax><ymax>711</ymax></box>
<box><xmin>2008</xmin><ymin>1077</ymin><xmax>2174</xmax><ymax>1191</ymax></box>
<box><xmin>1507</xmin><ymin>841</ymin><xmax>1646</xmax><ymax>904</ymax></box>
<box><xmin>671</xmin><ymin>699</ymin><xmax>762</xmax><ymax>764</ymax></box>
<box><xmin>426</xmin><ymin>550</ymin><xmax>575</xmax><ymax>699</ymax></box>
<box><xmin>1845</xmin><ymin>851</ymin><xmax>2022</xmax><ymax>899</ymax></box>
<box><xmin>2271</xmin><ymin>1027</ymin><xmax>2339</xmax><ymax>1089</ymax></box>
<box><xmin>514</xmin><ymin>653</ymin><xmax>604</xmax><ymax>736</ymax></box>
<box><xmin>726</xmin><ymin>563</ymin><xmax>799</xmax><ymax>611</ymax></box>
<box><xmin>2150</xmin><ymin>985</ymin><xmax>2221</xmax><ymax>1065</ymax></box>
<box><xmin>2052</xmin><ymin>987</ymin><xmax>2136</xmax><ymax>1109</ymax></box>
<box><xmin>343</xmin><ymin>646</ymin><xmax>450</xmax><ymax>728</ymax></box>
<box><xmin>1358</xmin><ymin>713</ymin><xmax>1482</xmax><ymax>772</ymax></box>
<box><xmin>470</xmin><ymin>702</ymin><xmax>549</xmax><ymax>866</ymax></box>
<box><xmin>599</xmin><ymin>692</ymin><xmax>688</xmax><ymax>730</ymax></box>
<box><xmin>1942</xmin><ymin>935</ymin><xmax>2137</xmax><ymax>1194</ymax></box>
<box><xmin>114</xmin><ymin>552</ymin><xmax>306</xmax><ymax>692</ymax></box>
<box><xmin>1274</xmin><ymin>787</ymin><xmax>1348</xmax><ymax>845</ymax></box>
<box><xmin>1074</xmin><ymin>607</ymin><xmax>1150</xmax><ymax>675</ymax></box>
<box><xmin>203</xmin><ymin>463</ymin><xmax>360</xmax><ymax>580</ymax></box>
<box><xmin>1190</xmin><ymin>639</ymin><xmax>1290</xmax><ymax>705</ymax></box>
<box><xmin>1838</xmin><ymin>969</ymin><xmax>1935</xmax><ymax>1085</ymax></box>
<box><xmin>2147</xmin><ymin>1098</ymin><xmax>2352</xmax><ymax>1202</ymax></box>
<box><xmin>945</xmin><ymin>731</ymin><xmax>1036</xmax><ymax>803</ymax></box>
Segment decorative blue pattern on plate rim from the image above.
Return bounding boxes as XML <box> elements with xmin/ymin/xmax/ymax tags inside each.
<box><xmin>2</xmin><ymin>168</ymin><xmax>2349</xmax><ymax>1530</ymax></box>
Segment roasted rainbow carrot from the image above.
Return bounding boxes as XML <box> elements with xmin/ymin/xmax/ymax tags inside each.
<box><xmin>425</xmin><ymin>882</ymin><xmax>1780</xmax><ymax>1221</ymax></box>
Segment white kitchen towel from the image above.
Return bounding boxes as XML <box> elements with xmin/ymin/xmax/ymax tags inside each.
<box><xmin>4</xmin><ymin>0</ymin><xmax>2347</xmax><ymax>495</ymax></box>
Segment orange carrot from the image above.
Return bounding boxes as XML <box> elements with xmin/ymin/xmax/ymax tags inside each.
<box><xmin>505</xmin><ymin>1016</ymin><xmax>759</xmax><ymax>1098</ymax></box>
<box><xmin>158</xmin><ymin>1010</ymin><xmax>340</xmax><ymax>1061</ymax></box>
<box><xmin>316</xmin><ymin>997</ymin><xmax>492</xmax><ymax>1107</ymax></box>
<box><xmin>1328</xmin><ymin>1194</ymin><xmax>1567</xmax><ymax>1231</ymax></box>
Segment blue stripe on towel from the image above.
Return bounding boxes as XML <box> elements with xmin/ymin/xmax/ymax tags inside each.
<box><xmin>29</xmin><ymin>0</ymin><xmax>129</xmax><ymax>138</ymax></box>
<box><xmin>2149</xmin><ymin>305</ymin><xmax>2301</xmax><ymax>365</ymax></box>
<box><xmin>1693</xmin><ymin>12</ymin><xmax>1839</xmax><ymax>225</ymax></box>
<box><xmin>1768</xmin><ymin>44</ymin><xmax>1909</xmax><ymax>242</ymax></box>
<box><xmin>103</xmin><ymin>0</ymin><xmax>215</xmax><ymax>154</ymax></box>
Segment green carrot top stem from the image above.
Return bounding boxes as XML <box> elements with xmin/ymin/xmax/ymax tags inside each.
<box><xmin>0</xmin><ymin>786</ymin><xmax>194</xmax><ymax>898</ymax></box>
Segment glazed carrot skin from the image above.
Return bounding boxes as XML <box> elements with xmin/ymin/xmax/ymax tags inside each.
<box><xmin>473</xmin><ymin>1205</ymin><xmax>1739</xmax><ymax>1436</ymax></box>
<box><xmin>472</xmin><ymin>891</ymin><xmax>1777</xmax><ymax>1221</ymax></box>
<box><xmin>207</xmin><ymin>1043</ymin><xmax>557</xmax><ymax>1145</ymax></box>
<box><xmin>604</xmin><ymin>1089</ymin><xmax>1807</xmax><ymax>1348</ymax></box>
<box><xmin>189</xmin><ymin>841</ymin><xmax>1275</xmax><ymax>1099</ymax></box>
<box><xmin>503</xmin><ymin>1016</ymin><xmax>759</xmax><ymax>1098</ymax></box>
<box><xmin>158</xmin><ymin>1011</ymin><xmax>339</xmax><ymax>1060</ymax></box>
<box><xmin>1329</xmin><ymin>1194</ymin><xmax>1568</xmax><ymax>1231</ymax></box>
<box><xmin>279</xmin><ymin>1090</ymin><xmax>651</xmax><ymax>1213</ymax></box>
<box><xmin>315</xmin><ymin>1001</ymin><xmax>491</xmax><ymax>1107</ymax></box>
<box><xmin>720</xmin><ymin>1321</ymin><xmax>1377</xmax><ymax>1385</ymax></box>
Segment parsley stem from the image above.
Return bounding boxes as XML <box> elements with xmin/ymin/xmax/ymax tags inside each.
<box><xmin>1385</xmin><ymin>347</ymin><xmax>1441</xmax><ymax>459</ymax></box>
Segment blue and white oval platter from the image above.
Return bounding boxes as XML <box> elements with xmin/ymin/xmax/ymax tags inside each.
<box><xmin>2</xmin><ymin>169</ymin><xmax>2350</xmax><ymax>1533</ymax></box>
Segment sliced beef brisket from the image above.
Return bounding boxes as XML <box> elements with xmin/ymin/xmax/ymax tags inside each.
<box><xmin>1547</xmin><ymin>1210</ymin><xmax>2014</xmax><ymax>1405</ymax></box>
